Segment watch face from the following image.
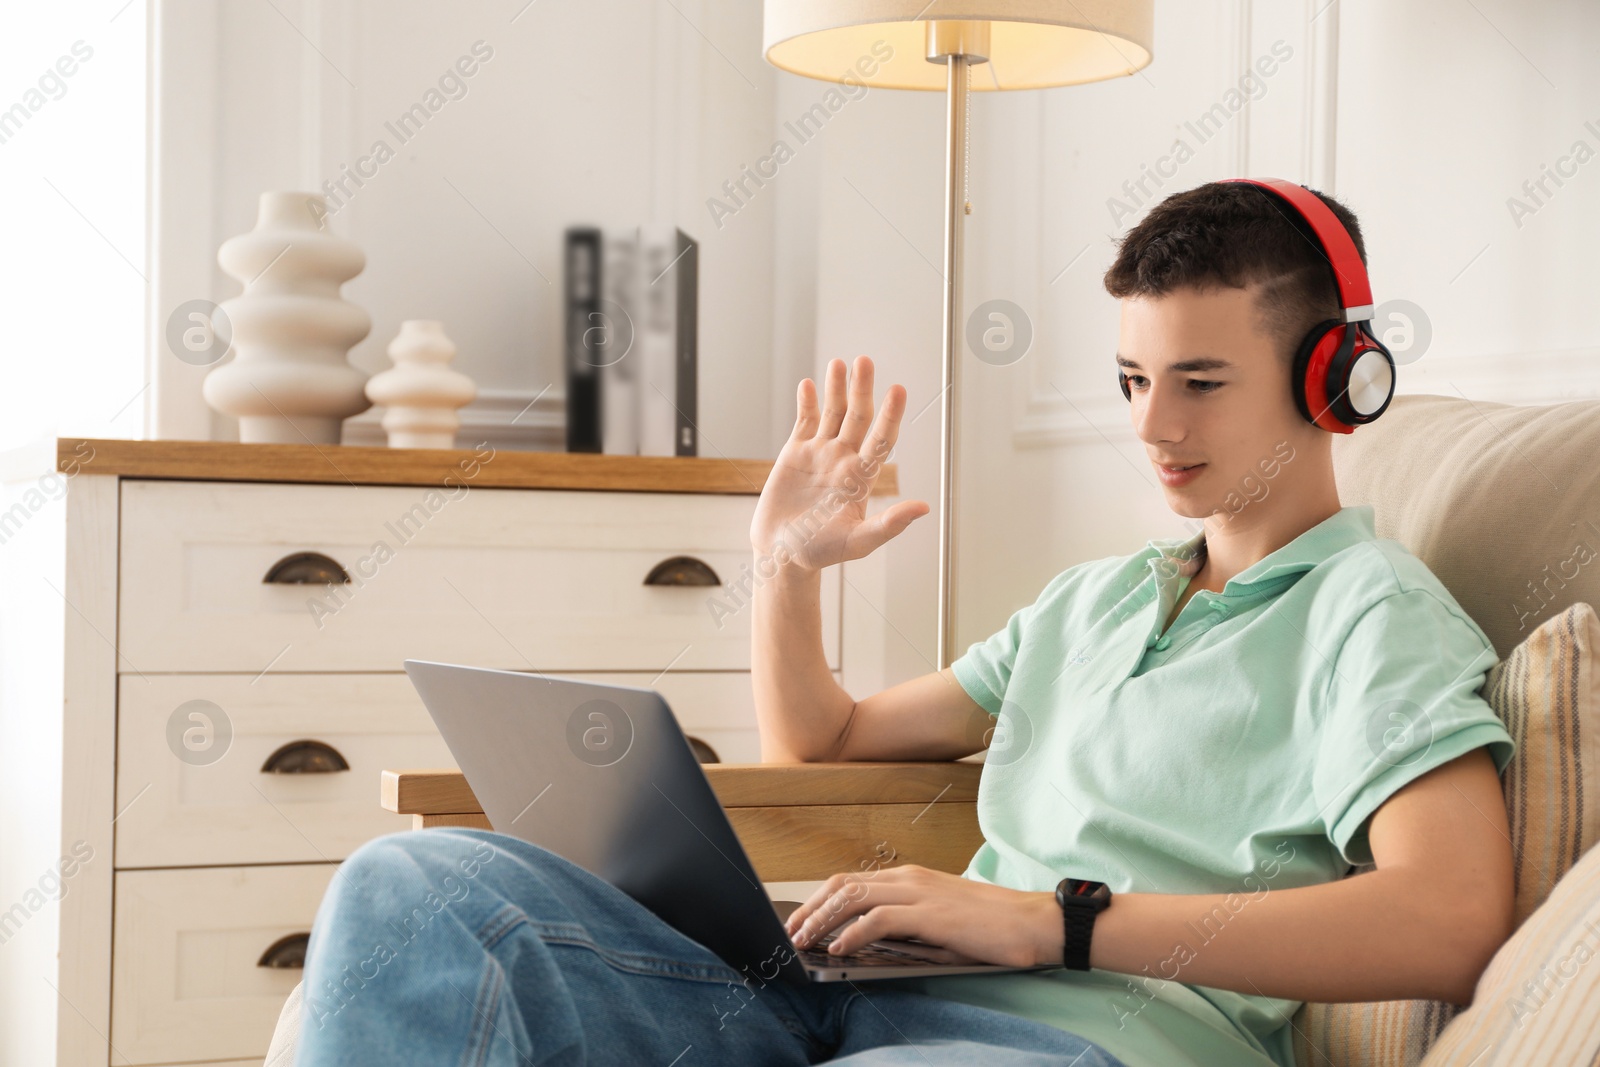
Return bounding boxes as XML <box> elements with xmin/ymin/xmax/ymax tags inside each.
<box><xmin>1064</xmin><ymin>879</ymin><xmax>1111</xmax><ymax>902</ymax></box>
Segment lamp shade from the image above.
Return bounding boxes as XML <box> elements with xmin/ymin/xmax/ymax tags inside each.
<box><xmin>763</xmin><ymin>0</ymin><xmax>1154</xmax><ymax>90</ymax></box>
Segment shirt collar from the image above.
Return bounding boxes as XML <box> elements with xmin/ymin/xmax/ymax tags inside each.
<box><xmin>1145</xmin><ymin>504</ymin><xmax>1377</xmax><ymax>595</ymax></box>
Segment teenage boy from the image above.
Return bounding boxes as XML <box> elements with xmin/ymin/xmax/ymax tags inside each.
<box><xmin>758</xmin><ymin>180</ymin><xmax>1515</xmax><ymax>1066</ymax></box>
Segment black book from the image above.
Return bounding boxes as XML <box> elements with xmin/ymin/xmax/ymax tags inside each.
<box><xmin>564</xmin><ymin>226</ymin><xmax>603</xmax><ymax>453</ymax></box>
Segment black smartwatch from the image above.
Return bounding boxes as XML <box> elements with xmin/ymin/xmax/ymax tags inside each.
<box><xmin>1054</xmin><ymin>878</ymin><xmax>1112</xmax><ymax>971</ymax></box>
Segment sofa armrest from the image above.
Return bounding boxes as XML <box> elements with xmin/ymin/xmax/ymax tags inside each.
<box><xmin>381</xmin><ymin>762</ymin><xmax>984</xmax><ymax>881</ymax></box>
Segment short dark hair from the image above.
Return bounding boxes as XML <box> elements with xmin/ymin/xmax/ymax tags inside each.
<box><xmin>1102</xmin><ymin>181</ymin><xmax>1367</xmax><ymax>362</ymax></box>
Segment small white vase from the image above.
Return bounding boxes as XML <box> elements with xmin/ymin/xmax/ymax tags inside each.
<box><xmin>365</xmin><ymin>320</ymin><xmax>477</xmax><ymax>449</ymax></box>
<box><xmin>203</xmin><ymin>191</ymin><xmax>373</xmax><ymax>444</ymax></box>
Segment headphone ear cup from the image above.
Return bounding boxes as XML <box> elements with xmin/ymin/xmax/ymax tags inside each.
<box><xmin>1292</xmin><ymin>319</ymin><xmax>1342</xmax><ymax>429</ymax></box>
<box><xmin>1119</xmin><ymin>369</ymin><xmax>1131</xmax><ymax>401</ymax></box>
<box><xmin>1344</xmin><ymin>331</ymin><xmax>1395</xmax><ymax>422</ymax></box>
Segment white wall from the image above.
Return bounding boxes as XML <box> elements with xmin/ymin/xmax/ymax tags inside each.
<box><xmin>0</xmin><ymin>3</ymin><xmax>146</xmax><ymax>452</ymax></box>
<box><xmin>148</xmin><ymin>0</ymin><xmax>1600</xmax><ymax>686</ymax></box>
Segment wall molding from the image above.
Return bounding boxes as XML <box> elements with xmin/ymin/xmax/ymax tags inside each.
<box><xmin>1389</xmin><ymin>346</ymin><xmax>1600</xmax><ymax>405</ymax></box>
<box><xmin>1012</xmin><ymin>383</ymin><xmax>1131</xmax><ymax>449</ymax></box>
<box><xmin>1234</xmin><ymin>0</ymin><xmax>1255</xmax><ymax>176</ymax></box>
<box><xmin>1304</xmin><ymin>0</ymin><xmax>1339</xmax><ymax>191</ymax></box>
<box><xmin>1014</xmin><ymin>0</ymin><xmax>1274</xmax><ymax>450</ymax></box>
<box><xmin>146</xmin><ymin>0</ymin><xmax>222</xmax><ymax>441</ymax></box>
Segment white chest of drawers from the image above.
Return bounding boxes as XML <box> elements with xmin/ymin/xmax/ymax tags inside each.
<box><xmin>0</xmin><ymin>439</ymin><xmax>895</xmax><ymax>1067</ymax></box>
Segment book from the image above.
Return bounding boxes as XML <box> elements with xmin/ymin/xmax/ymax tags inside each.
<box><xmin>563</xmin><ymin>226</ymin><xmax>603</xmax><ymax>453</ymax></box>
<box><xmin>636</xmin><ymin>226</ymin><xmax>698</xmax><ymax>457</ymax></box>
<box><xmin>600</xmin><ymin>228</ymin><xmax>639</xmax><ymax>455</ymax></box>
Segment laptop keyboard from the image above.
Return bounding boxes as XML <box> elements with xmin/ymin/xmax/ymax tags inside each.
<box><xmin>797</xmin><ymin>933</ymin><xmax>934</xmax><ymax>969</ymax></box>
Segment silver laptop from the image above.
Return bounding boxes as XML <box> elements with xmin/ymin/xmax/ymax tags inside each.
<box><xmin>403</xmin><ymin>660</ymin><xmax>1048</xmax><ymax>985</ymax></box>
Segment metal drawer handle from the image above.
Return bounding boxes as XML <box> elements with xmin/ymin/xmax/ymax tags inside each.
<box><xmin>261</xmin><ymin>739</ymin><xmax>351</xmax><ymax>774</ymax></box>
<box><xmin>263</xmin><ymin>551</ymin><xmax>351</xmax><ymax>585</ymax></box>
<box><xmin>686</xmin><ymin>734</ymin><xmax>720</xmax><ymax>764</ymax></box>
<box><xmin>257</xmin><ymin>932</ymin><xmax>310</xmax><ymax>969</ymax></box>
<box><xmin>643</xmin><ymin>555</ymin><xmax>721</xmax><ymax>587</ymax></box>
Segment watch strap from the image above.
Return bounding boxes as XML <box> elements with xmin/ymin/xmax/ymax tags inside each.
<box><xmin>1055</xmin><ymin>878</ymin><xmax>1109</xmax><ymax>971</ymax></box>
<box><xmin>1061</xmin><ymin>904</ymin><xmax>1094</xmax><ymax>970</ymax></box>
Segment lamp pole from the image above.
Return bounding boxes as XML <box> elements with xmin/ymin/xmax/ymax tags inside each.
<box><xmin>927</xmin><ymin>21</ymin><xmax>988</xmax><ymax>670</ymax></box>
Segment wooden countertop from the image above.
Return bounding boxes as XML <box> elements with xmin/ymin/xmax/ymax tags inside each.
<box><xmin>52</xmin><ymin>438</ymin><xmax>899</xmax><ymax>496</ymax></box>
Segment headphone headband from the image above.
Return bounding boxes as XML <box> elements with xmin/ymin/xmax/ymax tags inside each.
<box><xmin>1217</xmin><ymin>177</ymin><xmax>1373</xmax><ymax>322</ymax></box>
<box><xmin>1117</xmin><ymin>177</ymin><xmax>1396</xmax><ymax>435</ymax></box>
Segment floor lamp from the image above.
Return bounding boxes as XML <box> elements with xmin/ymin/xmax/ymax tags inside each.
<box><xmin>763</xmin><ymin>1</ymin><xmax>1154</xmax><ymax>669</ymax></box>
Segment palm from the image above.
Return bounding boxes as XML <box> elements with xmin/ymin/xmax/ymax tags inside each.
<box><xmin>751</xmin><ymin>356</ymin><xmax>929</xmax><ymax>572</ymax></box>
<box><xmin>756</xmin><ymin>451</ymin><xmax>873</xmax><ymax>571</ymax></box>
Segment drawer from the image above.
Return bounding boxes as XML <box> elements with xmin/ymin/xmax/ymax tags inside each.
<box><xmin>115</xmin><ymin>674</ymin><xmax>451</xmax><ymax>868</ymax></box>
<box><xmin>118</xmin><ymin>480</ymin><xmax>841</xmax><ymax>673</ymax></box>
<box><xmin>111</xmin><ymin>864</ymin><xmax>336</xmax><ymax>1066</ymax></box>
<box><xmin>115</xmin><ymin>670</ymin><xmax>784</xmax><ymax>867</ymax></box>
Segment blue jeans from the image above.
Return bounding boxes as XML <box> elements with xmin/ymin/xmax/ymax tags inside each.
<box><xmin>295</xmin><ymin>828</ymin><xmax>1128</xmax><ymax>1066</ymax></box>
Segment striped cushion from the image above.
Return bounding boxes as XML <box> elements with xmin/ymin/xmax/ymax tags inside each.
<box><xmin>1420</xmin><ymin>828</ymin><xmax>1600</xmax><ymax>1063</ymax></box>
<box><xmin>1493</xmin><ymin>604</ymin><xmax>1600</xmax><ymax>924</ymax></box>
<box><xmin>1291</xmin><ymin>602</ymin><xmax>1600</xmax><ymax>1067</ymax></box>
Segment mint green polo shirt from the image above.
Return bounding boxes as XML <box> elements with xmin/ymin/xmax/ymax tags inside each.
<box><xmin>885</xmin><ymin>505</ymin><xmax>1515</xmax><ymax>1067</ymax></box>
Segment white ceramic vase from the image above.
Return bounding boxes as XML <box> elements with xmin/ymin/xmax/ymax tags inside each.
<box><xmin>365</xmin><ymin>320</ymin><xmax>477</xmax><ymax>449</ymax></box>
<box><xmin>203</xmin><ymin>191</ymin><xmax>373</xmax><ymax>444</ymax></box>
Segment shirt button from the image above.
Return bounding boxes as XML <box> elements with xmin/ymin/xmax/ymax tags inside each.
<box><xmin>1154</xmin><ymin>636</ymin><xmax>1171</xmax><ymax>650</ymax></box>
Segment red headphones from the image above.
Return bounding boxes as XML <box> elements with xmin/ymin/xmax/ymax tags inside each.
<box><xmin>1118</xmin><ymin>177</ymin><xmax>1396</xmax><ymax>434</ymax></box>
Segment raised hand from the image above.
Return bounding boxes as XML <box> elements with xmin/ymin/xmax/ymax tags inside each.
<box><xmin>750</xmin><ymin>355</ymin><xmax>930</xmax><ymax>574</ymax></box>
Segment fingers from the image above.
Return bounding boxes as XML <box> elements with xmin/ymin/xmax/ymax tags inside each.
<box><xmin>828</xmin><ymin>905</ymin><xmax>919</xmax><ymax>957</ymax></box>
<box><xmin>783</xmin><ymin>866</ymin><xmax>941</xmax><ymax>954</ymax></box>
<box><xmin>859</xmin><ymin>380</ymin><xmax>908</xmax><ymax>470</ymax></box>
<box><xmin>817</xmin><ymin>357</ymin><xmax>849</xmax><ymax>439</ymax></box>
<box><xmin>835</xmin><ymin>356</ymin><xmax>876</xmax><ymax>452</ymax></box>
<box><xmin>792</xmin><ymin>376</ymin><xmax>819</xmax><ymax>440</ymax></box>
<box><xmin>798</xmin><ymin>356</ymin><xmax>909</xmax><ymax>463</ymax></box>
<box><xmin>785</xmin><ymin>872</ymin><xmax>872</xmax><ymax>947</ymax></box>
<box><xmin>875</xmin><ymin>499</ymin><xmax>930</xmax><ymax>538</ymax></box>
<box><xmin>842</xmin><ymin>499</ymin><xmax>930</xmax><ymax>561</ymax></box>
<box><xmin>780</xmin><ymin>876</ymin><xmax>857</xmax><ymax>940</ymax></box>
<box><xmin>782</xmin><ymin>878</ymin><xmax>829</xmax><ymax>935</ymax></box>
